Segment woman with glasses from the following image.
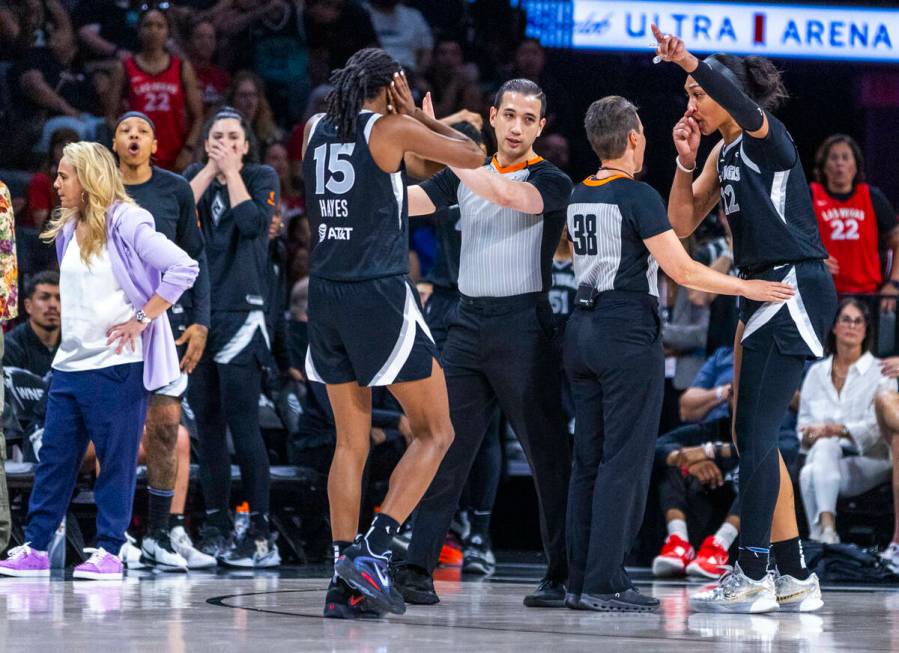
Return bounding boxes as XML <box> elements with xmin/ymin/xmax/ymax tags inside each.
<box><xmin>113</xmin><ymin>2</ymin><xmax>203</xmax><ymax>171</ymax></box>
<box><xmin>797</xmin><ymin>298</ymin><xmax>895</xmax><ymax>543</ymax></box>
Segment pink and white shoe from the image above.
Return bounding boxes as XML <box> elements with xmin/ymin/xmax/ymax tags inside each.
<box><xmin>73</xmin><ymin>548</ymin><xmax>124</xmax><ymax>580</ymax></box>
<box><xmin>0</xmin><ymin>543</ymin><xmax>50</xmax><ymax>577</ymax></box>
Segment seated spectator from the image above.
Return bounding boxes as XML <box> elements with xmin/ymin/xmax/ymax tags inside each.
<box><xmin>24</xmin><ymin>128</ymin><xmax>79</xmax><ymax>229</ymax></box>
<box><xmin>510</xmin><ymin>38</ymin><xmax>570</xmax><ymax>135</ymax></box>
<box><xmin>186</xmin><ymin>17</ymin><xmax>230</xmax><ymax>117</ymax></box>
<box><xmin>0</xmin><ymin>0</ymin><xmax>71</xmax><ymax>60</ymax></box>
<box><xmin>652</xmin><ymin>346</ymin><xmax>801</xmax><ymax>578</ymax></box>
<box><xmin>799</xmin><ymin>298</ymin><xmax>895</xmax><ymax>543</ymax></box>
<box><xmin>3</xmin><ymin>270</ymin><xmax>60</xmax><ymax>376</ymax></box>
<box><xmin>73</xmin><ymin>0</ymin><xmax>140</xmax><ymax>62</ymax></box>
<box><xmin>421</xmin><ymin>37</ymin><xmax>483</xmax><ymax>117</ymax></box>
<box><xmin>874</xmin><ymin>357</ymin><xmax>899</xmax><ymax>571</ymax></box>
<box><xmin>811</xmin><ymin>134</ymin><xmax>899</xmax><ymax>306</ymax></box>
<box><xmin>114</xmin><ymin>5</ymin><xmax>203</xmax><ymax>171</ymax></box>
<box><xmin>365</xmin><ymin>0</ymin><xmax>433</xmax><ymax>73</ymax></box>
<box><xmin>262</xmin><ymin>142</ymin><xmax>303</xmax><ymax>223</ymax></box>
<box><xmin>226</xmin><ymin>70</ymin><xmax>284</xmax><ymax>147</ymax></box>
<box><xmin>11</xmin><ymin>25</ymin><xmax>113</xmax><ymax>153</ymax></box>
<box><xmin>303</xmin><ymin>0</ymin><xmax>379</xmax><ymax>87</ymax></box>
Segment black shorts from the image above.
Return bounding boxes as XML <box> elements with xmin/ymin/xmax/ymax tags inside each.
<box><xmin>739</xmin><ymin>259</ymin><xmax>838</xmax><ymax>359</ymax></box>
<box><xmin>305</xmin><ymin>274</ymin><xmax>438</xmax><ymax>386</ymax></box>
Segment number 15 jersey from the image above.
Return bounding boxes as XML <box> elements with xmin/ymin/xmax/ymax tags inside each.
<box><xmin>716</xmin><ymin>112</ymin><xmax>827</xmax><ymax>272</ymax></box>
<box><xmin>567</xmin><ymin>175</ymin><xmax>671</xmax><ymax>296</ymax></box>
<box><xmin>304</xmin><ymin>111</ymin><xmax>408</xmax><ymax>281</ymax></box>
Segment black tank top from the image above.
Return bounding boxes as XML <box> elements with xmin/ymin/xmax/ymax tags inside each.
<box><xmin>304</xmin><ymin>111</ymin><xmax>408</xmax><ymax>281</ymax></box>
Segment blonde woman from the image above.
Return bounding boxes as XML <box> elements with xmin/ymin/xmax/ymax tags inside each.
<box><xmin>0</xmin><ymin>142</ymin><xmax>198</xmax><ymax>580</ymax></box>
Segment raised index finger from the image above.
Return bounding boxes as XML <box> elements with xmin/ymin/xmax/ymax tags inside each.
<box><xmin>651</xmin><ymin>23</ymin><xmax>665</xmax><ymax>43</ymax></box>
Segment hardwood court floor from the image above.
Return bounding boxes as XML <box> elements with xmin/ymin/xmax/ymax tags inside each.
<box><xmin>1</xmin><ymin>562</ymin><xmax>897</xmax><ymax>652</ymax></box>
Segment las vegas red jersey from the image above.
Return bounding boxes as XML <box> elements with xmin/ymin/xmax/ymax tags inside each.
<box><xmin>812</xmin><ymin>181</ymin><xmax>881</xmax><ymax>294</ymax></box>
<box><xmin>124</xmin><ymin>55</ymin><xmax>187</xmax><ymax>170</ymax></box>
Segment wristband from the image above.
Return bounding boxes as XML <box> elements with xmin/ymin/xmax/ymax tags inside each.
<box><xmin>703</xmin><ymin>442</ymin><xmax>716</xmax><ymax>459</ymax></box>
<box><xmin>715</xmin><ymin>385</ymin><xmax>725</xmax><ymax>401</ymax></box>
<box><xmin>675</xmin><ymin>155</ymin><xmax>696</xmax><ymax>174</ymax></box>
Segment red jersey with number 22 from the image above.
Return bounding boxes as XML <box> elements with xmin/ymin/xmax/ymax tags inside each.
<box><xmin>124</xmin><ymin>55</ymin><xmax>187</xmax><ymax>170</ymax></box>
<box><xmin>811</xmin><ymin>181</ymin><xmax>881</xmax><ymax>294</ymax></box>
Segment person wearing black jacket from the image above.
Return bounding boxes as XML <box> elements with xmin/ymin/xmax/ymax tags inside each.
<box><xmin>184</xmin><ymin>107</ymin><xmax>280</xmax><ymax>568</ymax></box>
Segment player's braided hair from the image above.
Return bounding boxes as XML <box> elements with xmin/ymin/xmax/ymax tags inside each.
<box><xmin>325</xmin><ymin>48</ymin><xmax>402</xmax><ymax>141</ymax></box>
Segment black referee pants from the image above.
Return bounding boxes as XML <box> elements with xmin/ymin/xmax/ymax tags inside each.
<box><xmin>565</xmin><ymin>293</ymin><xmax>664</xmax><ymax>595</ymax></box>
<box><xmin>407</xmin><ymin>293</ymin><xmax>571</xmax><ymax>580</ymax></box>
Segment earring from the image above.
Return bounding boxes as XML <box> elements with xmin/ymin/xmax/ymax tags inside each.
<box><xmin>81</xmin><ymin>191</ymin><xmax>87</xmax><ymax>205</ymax></box>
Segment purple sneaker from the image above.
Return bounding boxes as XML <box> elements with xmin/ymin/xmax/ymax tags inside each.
<box><xmin>0</xmin><ymin>543</ymin><xmax>50</xmax><ymax>577</ymax></box>
<box><xmin>73</xmin><ymin>548</ymin><xmax>124</xmax><ymax>580</ymax></box>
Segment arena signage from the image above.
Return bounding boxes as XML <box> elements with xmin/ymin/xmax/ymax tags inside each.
<box><xmin>516</xmin><ymin>1</ymin><xmax>899</xmax><ymax>62</ymax></box>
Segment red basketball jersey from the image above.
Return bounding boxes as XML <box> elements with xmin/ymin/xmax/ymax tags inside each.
<box><xmin>812</xmin><ymin>181</ymin><xmax>881</xmax><ymax>294</ymax></box>
<box><xmin>124</xmin><ymin>55</ymin><xmax>187</xmax><ymax>170</ymax></box>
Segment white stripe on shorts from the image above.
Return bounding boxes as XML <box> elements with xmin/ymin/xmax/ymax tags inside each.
<box><xmin>368</xmin><ymin>283</ymin><xmax>433</xmax><ymax>387</ymax></box>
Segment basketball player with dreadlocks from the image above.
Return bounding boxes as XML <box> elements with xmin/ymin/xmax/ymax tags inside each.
<box><xmin>653</xmin><ymin>26</ymin><xmax>837</xmax><ymax>613</ymax></box>
<box><xmin>302</xmin><ymin>48</ymin><xmax>483</xmax><ymax>618</ymax></box>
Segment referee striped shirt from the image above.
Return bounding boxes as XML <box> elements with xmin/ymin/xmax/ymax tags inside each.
<box><xmin>421</xmin><ymin>156</ymin><xmax>573</xmax><ymax>298</ymax></box>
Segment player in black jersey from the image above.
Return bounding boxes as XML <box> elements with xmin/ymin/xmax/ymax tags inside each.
<box><xmin>301</xmin><ymin>49</ymin><xmax>482</xmax><ymax>618</ymax></box>
<box><xmin>564</xmin><ymin>95</ymin><xmax>792</xmax><ymax>612</ymax></box>
<box><xmin>654</xmin><ymin>25</ymin><xmax>837</xmax><ymax>613</ymax></box>
<box><xmin>112</xmin><ymin>112</ymin><xmax>216</xmax><ymax>571</ymax></box>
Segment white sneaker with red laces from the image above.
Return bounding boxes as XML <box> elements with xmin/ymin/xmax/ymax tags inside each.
<box><xmin>652</xmin><ymin>533</ymin><xmax>695</xmax><ymax>577</ymax></box>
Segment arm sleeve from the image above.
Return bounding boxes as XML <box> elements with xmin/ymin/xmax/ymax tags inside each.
<box><xmin>229</xmin><ymin>166</ymin><xmax>279</xmax><ymax>238</ymax></box>
<box><xmin>740</xmin><ymin>112</ymin><xmax>798</xmax><ymax>171</ymax></box>
<box><xmin>420</xmin><ymin>168</ymin><xmax>462</xmax><ymax>211</ymax></box>
<box><xmin>632</xmin><ymin>183</ymin><xmax>673</xmax><ymax>239</ymax></box>
<box><xmin>527</xmin><ymin>163</ymin><xmax>573</xmax><ymax>214</ymax></box>
<box><xmin>870</xmin><ymin>186</ymin><xmax>897</xmax><ymax>240</ymax></box>
<box><xmin>689</xmin><ymin>60</ymin><xmax>765</xmax><ymax>133</ymax></box>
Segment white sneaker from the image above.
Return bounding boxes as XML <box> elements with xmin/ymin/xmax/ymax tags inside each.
<box><xmin>774</xmin><ymin>571</ymin><xmax>823</xmax><ymax>612</ymax></box>
<box><xmin>118</xmin><ymin>533</ymin><xmax>147</xmax><ymax>570</ymax></box>
<box><xmin>819</xmin><ymin>527</ymin><xmax>840</xmax><ymax>545</ymax></box>
<box><xmin>170</xmin><ymin>526</ymin><xmax>218</xmax><ymax>570</ymax></box>
<box><xmin>141</xmin><ymin>531</ymin><xmax>188</xmax><ymax>572</ymax></box>
<box><xmin>880</xmin><ymin>542</ymin><xmax>899</xmax><ymax>574</ymax></box>
<box><xmin>690</xmin><ymin>564</ymin><xmax>779</xmax><ymax>614</ymax></box>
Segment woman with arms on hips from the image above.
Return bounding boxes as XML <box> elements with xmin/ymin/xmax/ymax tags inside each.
<box><xmin>0</xmin><ymin>142</ymin><xmax>198</xmax><ymax>580</ymax></box>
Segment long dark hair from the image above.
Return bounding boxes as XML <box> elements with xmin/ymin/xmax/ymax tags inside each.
<box><xmin>325</xmin><ymin>48</ymin><xmax>401</xmax><ymax>141</ymax></box>
<box><xmin>826</xmin><ymin>297</ymin><xmax>872</xmax><ymax>355</ymax></box>
<box><xmin>814</xmin><ymin>133</ymin><xmax>866</xmax><ymax>187</ymax></box>
<box><xmin>706</xmin><ymin>53</ymin><xmax>788</xmax><ymax>111</ymax></box>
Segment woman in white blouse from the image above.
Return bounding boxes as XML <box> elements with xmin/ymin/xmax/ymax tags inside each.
<box><xmin>798</xmin><ymin>298</ymin><xmax>895</xmax><ymax>543</ymax></box>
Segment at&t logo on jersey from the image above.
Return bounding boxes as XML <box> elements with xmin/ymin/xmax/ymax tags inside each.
<box><xmin>318</xmin><ymin>222</ymin><xmax>354</xmax><ymax>242</ymax></box>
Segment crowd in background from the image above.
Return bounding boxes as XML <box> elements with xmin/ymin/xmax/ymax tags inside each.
<box><xmin>1</xmin><ymin>0</ymin><xmax>899</xmax><ymax>572</ymax></box>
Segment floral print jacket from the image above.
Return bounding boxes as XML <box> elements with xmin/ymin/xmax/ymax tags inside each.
<box><xmin>0</xmin><ymin>182</ymin><xmax>18</xmax><ymax>322</ymax></box>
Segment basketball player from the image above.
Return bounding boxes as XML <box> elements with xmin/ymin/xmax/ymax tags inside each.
<box><xmin>564</xmin><ymin>95</ymin><xmax>792</xmax><ymax>612</ymax></box>
<box><xmin>112</xmin><ymin>111</ymin><xmax>214</xmax><ymax>570</ymax></box>
<box><xmin>302</xmin><ymin>49</ymin><xmax>482</xmax><ymax>617</ymax></box>
<box><xmin>654</xmin><ymin>25</ymin><xmax>837</xmax><ymax>613</ymax></box>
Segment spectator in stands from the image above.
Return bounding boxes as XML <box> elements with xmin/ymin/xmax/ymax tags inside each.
<box><xmin>303</xmin><ymin>0</ymin><xmax>379</xmax><ymax>87</ymax></box>
<box><xmin>227</xmin><ymin>70</ymin><xmax>284</xmax><ymax>147</ymax></box>
<box><xmin>114</xmin><ymin>5</ymin><xmax>203</xmax><ymax>171</ymax></box>
<box><xmin>652</xmin><ymin>346</ymin><xmax>801</xmax><ymax>578</ymax></box>
<box><xmin>3</xmin><ymin>270</ymin><xmax>59</xmax><ymax>376</ymax></box>
<box><xmin>422</xmin><ymin>37</ymin><xmax>482</xmax><ymax>118</ymax></box>
<box><xmin>0</xmin><ymin>141</ymin><xmax>197</xmax><ymax>580</ymax></box>
<box><xmin>12</xmin><ymin>25</ymin><xmax>114</xmax><ymax>153</ymax></box>
<box><xmin>25</xmin><ymin>127</ymin><xmax>79</xmax><ymax>229</ymax></box>
<box><xmin>364</xmin><ymin>0</ymin><xmax>433</xmax><ymax>73</ymax></box>
<box><xmin>798</xmin><ymin>298</ymin><xmax>894</xmax><ymax>544</ymax></box>
<box><xmin>511</xmin><ymin>39</ymin><xmax>570</xmax><ymax>135</ymax></box>
<box><xmin>73</xmin><ymin>0</ymin><xmax>140</xmax><ymax>62</ymax></box>
<box><xmin>286</xmin><ymin>83</ymin><xmax>333</xmax><ymax>180</ymax></box>
<box><xmin>874</xmin><ymin>357</ymin><xmax>899</xmax><ymax>571</ymax></box>
<box><xmin>536</xmin><ymin>132</ymin><xmax>570</xmax><ymax>176</ymax></box>
<box><xmin>263</xmin><ymin>141</ymin><xmax>303</xmax><ymax>223</ymax></box>
<box><xmin>0</xmin><ymin>179</ymin><xmax>19</xmax><ymax>555</ymax></box>
<box><xmin>186</xmin><ymin>17</ymin><xmax>230</xmax><ymax>117</ymax></box>
<box><xmin>811</xmin><ymin>134</ymin><xmax>899</xmax><ymax>306</ymax></box>
<box><xmin>0</xmin><ymin>0</ymin><xmax>71</xmax><ymax>60</ymax></box>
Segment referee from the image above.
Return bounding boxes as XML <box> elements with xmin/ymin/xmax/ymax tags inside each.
<box><xmin>564</xmin><ymin>96</ymin><xmax>793</xmax><ymax>612</ymax></box>
<box><xmin>395</xmin><ymin>79</ymin><xmax>573</xmax><ymax>607</ymax></box>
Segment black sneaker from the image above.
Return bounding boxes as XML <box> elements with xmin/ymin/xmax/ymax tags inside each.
<box><xmin>197</xmin><ymin>524</ymin><xmax>231</xmax><ymax>560</ymax></box>
<box><xmin>323</xmin><ymin>577</ymin><xmax>382</xmax><ymax>619</ymax></box>
<box><xmin>523</xmin><ymin>578</ymin><xmax>567</xmax><ymax>608</ymax></box>
<box><xmin>578</xmin><ymin>588</ymin><xmax>660</xmax><ymax>613</ymax></box>
<box><xmin>335</xmin><ymin>538</ymin><xmax>405</xmax><ymax>615</ymax></box>
<box><xmin>462</xmin><ymin>534</ymin><xmax>496</xmax><ymax>575</ymax></box>
<box><xmin>391</xmin><ymin>563</ymin><xmax>439</xmax><ymax>605</ymax></box>
<box><xmin>221</xmin><ymin>528</ymin><xmax>281</xmax><ymax>568</ymax></box>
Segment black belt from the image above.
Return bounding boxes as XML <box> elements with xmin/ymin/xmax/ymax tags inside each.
<box><xmin>574</xmin><ymin>285</ymin><xmax>658</xmax><ymax>310</ymax></box>
<box><xmin>458</xmin><ymin>291</ymin><xmax>546</xmax><ymax>314</ymax></box>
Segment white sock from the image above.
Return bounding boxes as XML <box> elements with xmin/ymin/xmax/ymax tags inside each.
<box><xmin>715</xmin><ymin>522</ymin><xmax>739</xmax><ymax>549</ymax></box>
<box><xmin>667</xmin><ymin>519</ymin><xmax>688</xmax><ymax>541</ymax></box>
